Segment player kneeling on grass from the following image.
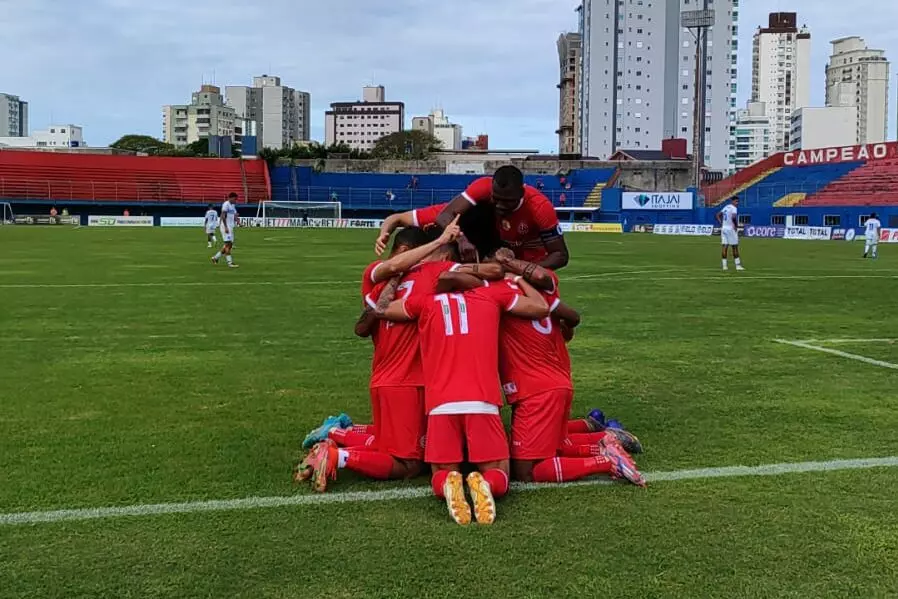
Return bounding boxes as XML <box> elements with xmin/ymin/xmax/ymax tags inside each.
<box><xmin>378</xmin><ymin>274</ymin><xmax>550</xmax><ymax>525</ymax></box>
<box><xmin>212</xmin><ymin>192</ymin><xmax>239</xmax><ymax>268</ymax></box>
<box><xmin>493</xmin><ymin>251</ymin><xmax>645</xmax><ymax>486</ymax></box>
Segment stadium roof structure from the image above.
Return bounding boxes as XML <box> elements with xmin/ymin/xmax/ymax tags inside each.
<box><xmin>608</xmin><ymin>149</ymin><xmax>692</xmax><ymax>162</ymax></box>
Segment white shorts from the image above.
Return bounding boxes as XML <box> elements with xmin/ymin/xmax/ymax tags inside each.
<box><xmin>721</xmin><ymin>229</ymin><xmax>739</xmax><ymax>246</ymax></box>
<box><xmin>205</xmin><ymin>227</ymin><xmax>216</xmax><ymax>235</ymax></box>
<box><xmin>221</xmin><ymin>228</ymin><xmax>234</xmax><ymax>243</ymax></box>
<box><xmin>866</xmin><ymin>234</ymin><xmax>878</xmax><ymax>245</ymax></box>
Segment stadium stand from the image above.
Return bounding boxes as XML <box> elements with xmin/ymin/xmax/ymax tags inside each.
<box><xmin>801</xmin><ymin>159</ymin><xmax>898</xmax><ymax>206</ymax></box>
<box><xmin>733</xmin><ymin>163</ymin><xmax>864</xmax><ymax>208</ymax></box>
<box><xmin>0</xmin><ymin>150</ymin><xmax>269</xmax><ymax>204</ymax></box>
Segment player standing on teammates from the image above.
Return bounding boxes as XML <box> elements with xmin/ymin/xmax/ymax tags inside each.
<box><xmin>378</xmin><ymin>276</ymin><xmax>550</xmax><ymax>526</ymax></box>
<box><xmin>211</xmin><ymin>192</ymin><xmax>239</xmax><ymax>268</ymax></box>
<box><xmin>375</xmin><ymin>165</ymin><xmax>569</xmax><ymax>268</ymax></box>
<box><xmin>863</xmin><ymin>212</ymin><xmax>882</xmax><ymax>259</ymax></box>
<box><xmin>717</xmin><ymin>196</ymin><xmax>745</xmax><ymax>271</ymax></box>
<box><xmin>204</xmin><ymin>204</ymin><xmax>219</xmax><ymax>248</ymax></box>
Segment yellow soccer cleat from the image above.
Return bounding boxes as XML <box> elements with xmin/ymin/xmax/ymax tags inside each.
<box><xmin>442</xmin><ymin>471</ymin><xmax>472</xmax><ymax>526</ymax></box>
<box><xmin>466</xmin><ymin>472</ymin><xmax>497</xmax><ymax>525</ymax></box>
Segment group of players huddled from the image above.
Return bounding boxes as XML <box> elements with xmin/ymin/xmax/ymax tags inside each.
<box><xmin>295</xmin><ymin>166</ymin><xmax>645</xmax><ymax>526</ymax></box>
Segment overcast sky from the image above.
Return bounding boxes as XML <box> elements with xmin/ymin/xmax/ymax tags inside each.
<box><xmin>3</xmin><ymin>0</ymin><xmax>897</xmax><ymax>150</ymax></box>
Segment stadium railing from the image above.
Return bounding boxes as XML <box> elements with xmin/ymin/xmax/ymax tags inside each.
<box><xmin>273</xmin><ymin>186</ymin><xmax>591</xmax><ymax>210</ymax></box>
<box><xmin>0</xmin><ymin>178</ymin><xmax>267</xmax><ymax>203</ymax></box>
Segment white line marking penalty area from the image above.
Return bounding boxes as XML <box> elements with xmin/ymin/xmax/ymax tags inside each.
<box><xmin>774</xmin><ymin>339</ymin><xmax>898</xmax><ymax>371</ymax></box>
<box><xmin>2</xmin><ymin>456</ymin><xmax>896</xmax><ymax>527</ymax></box>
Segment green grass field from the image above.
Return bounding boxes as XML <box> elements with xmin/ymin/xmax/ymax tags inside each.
<box><xmin>2</xmin><ymin>226</ymin><xmax>897</xmax><ymax>598</ymax></box>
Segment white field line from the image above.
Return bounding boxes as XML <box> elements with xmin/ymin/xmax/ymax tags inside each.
<box><xmin>3</xmin><ymin>272</ymin><xmax>898</xmax><ymax>290</ymax></box>
<box><xmin>2</xmin><ymin>456</ymin><xmax>896</xmax><ymax>527</ymax></box>
<box><xmin>797</xmin><ymin>338</ymin><xmax>897</xmax><ymax>345</ymax></box>
<box><xmin>774</xmin><ymin>339</ymin><xmax>898</xmax><ymax>371</ymax></box>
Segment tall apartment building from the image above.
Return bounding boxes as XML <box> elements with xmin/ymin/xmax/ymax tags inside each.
<box><xmin>732</xmin><ymin>101</ymin><xmax>772</xmax><ymax>169</ymax></box>
<box><xmin>226</xmin><ymin>75</ymin><xmax>310</xmax><ymax>150</ymax></box>
<box><xmin>162</xmin><ymin>85</ymin><xmax>236</xmax><ymax>147</ymax></box>
<box><xmin>0</xmin><ymin>93</ymin><xmax>29</xmax><ymax>137</ymax></box>
<box><xmin>579</xmin><ymin>0</ymin><xmax>738</xmax><ymax>170</ymax></box>
<box><xmin>556</xmin><ymin>32</ymin><xmax>582</xmax><ymax>155</ymax></box>
<box><xmin>825</xmin><ymin>37</ymin><xmax>890</xmax><ymax>144</ymax></box>
<box><xmin>790</xmin><ymin>106</ymin><xmax>857</xmax><ymax>150</ymax></box>
<box><xmin>324</xmin><ymin>86</ymin><xmax>404</xmax><ymax>152</ymax></box>
<box><xmin>412</xmin><ymin>108</ymin><xmax>462</xmax><ymax>150</ymax></box>
<box><xmin>751</xmin><ymin>13</ymin><xmax>811</xmax><ymax>152</ymax></box>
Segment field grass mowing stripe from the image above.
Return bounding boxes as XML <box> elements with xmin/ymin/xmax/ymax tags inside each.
<box><xmin>774</xmin><ymin>339</ymin><xmax>898</xmax><ymax>370</ymax></box>
<box><xmin>2</xmin><ymin>456</ymin><xmax>896</xmax><ymax>527</ymax></box>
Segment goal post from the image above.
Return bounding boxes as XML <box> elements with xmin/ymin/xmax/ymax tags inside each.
<box><xmin>0</xmin><ymin>202</ymin><xmax>13</xmax><ymax>225</ymax></box>
<box><xmin>253</xmin><ymin>201</ymin><xmax>342</xmax><ymax>227</ymax></box>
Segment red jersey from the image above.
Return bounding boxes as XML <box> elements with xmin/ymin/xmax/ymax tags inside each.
<box><xmin>403</xmin><ymin>282</ymin><xmax>519</xmax><ymax>413</ymax></box>
<box><xmin>361</xmin><ymin>260</ymin><xmax>383</xmax><ymax>301</ymax></box>
<box><xmin>364</xmin><ymin>260</ymin><xmax>458</xmax><ymax>388</ymax></box>
<box><xmin>499</xmin><ymin>272</ymin><xmax>572</xmax><ymax>403</ymax></box>
<box><xmin>414</xmin><ymin>177</ymin><xmax>562</xmax><ymax>263</ymax></box>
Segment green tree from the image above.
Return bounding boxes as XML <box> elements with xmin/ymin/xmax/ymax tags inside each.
<box><xmin>187</xmin><ymin>138</ymin><xmax>209</xmax><ymax>156</ymax></box>
<box><xmin>371</xmin><ymin>130</ymin><xmax>442</xmax><ymax>160</ymax></box>
<box><xmin>110</xmin><ymin>134</ymin><xmax>174</xmax><ymax>155</ymax></box>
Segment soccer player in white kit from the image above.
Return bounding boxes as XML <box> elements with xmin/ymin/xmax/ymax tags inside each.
<box><xmin>211</xmin><ymin>192</ymin><xmax>239</xmax><ymax>268</ymax></box>
<box><xmin>204</xmin><ymin>204</ymin><xmax>219</xmax><ymax>248</ymax></box>
<box><xmin>717</xmin><ymin>197</ymin><xmax>744</xmax><ymax>271</ymax></box>
<box><xmin>863</xmin><ymin>212</ymin><xmax>881</xmax><ymax>259</ymax></box>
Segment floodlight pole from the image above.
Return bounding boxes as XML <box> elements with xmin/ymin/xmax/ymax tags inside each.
<box><xmin>682</xmin><ymin>7</ymin><xmax>715</xmax><ymax>191</ymax></box>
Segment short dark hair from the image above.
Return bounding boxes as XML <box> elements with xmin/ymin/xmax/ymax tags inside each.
<box><xmin>393</xmin><ymin>226</ymin><xmax>429</xmax><ymax>252</ymax></box>
<box><xmin>871</xmin><ymin>212</ymin><xmax>878</xmax><ymax>219</ymax></box>
<box><xmin>228</xmin><ymin>192</ymin><xmax>238</xmax><ymax>199</ymax></box>
<box><xmin>492</xmin><ymin>165</ymin><xmax>524</xmax><ymax>194</ymax></box>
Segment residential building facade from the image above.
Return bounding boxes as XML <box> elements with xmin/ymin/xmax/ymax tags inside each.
<box><xmin>226</xmin><ymin>75</ymin><xmax>310</xmax><ymax>150</ymax></box>
<box><xmin>732</xmin><ymin>102</ymin><xmax>772</xmax><ymax>169</ymax></box>
<box><xmin>0</xmin><ymin>93</ymin><xmax>28</xmax><ymax>137</ymax></box>
<box><xmin>412</xmin><ymin>108</ymin><xmax>463</xmax><ymax>150</ymax></box>
<box><xmin>751</xmin><ymin>12</ymin><xmax>811</xmax><ymax>152</ymax></box>
<box><xmin>163</xmin><ymin>85</ymin><xmax>236</xmax><ymax>147</ymax></box>
<box><xmin>789</xmin><ymin>106</ymin><xmax>858</xmax><ymax>151</ymax></box>
<box><xmin>324</xmin><ymin>86</ymin><xmax>404</xmax><ymax>152</ymax></box>
<box><xmin>0</xmin><ymin>124</ymin><xmax>84</xmax><ymax>148</ymax></box>
<box><xmin>825</xmin><ymin>37</ymin><xmax>890</xmax><ymax>144</ymax></box>
<box><xmin>579</xmin><ymin>0</ymin><xmax>739</xmax><ymax>170</ymax></box>
<box><xmin>557</xmin><ymin>32</ymin><xmax>582</xmax><ymax>155</ymax></box>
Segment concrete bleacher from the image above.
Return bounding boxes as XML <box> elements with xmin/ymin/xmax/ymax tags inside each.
<box><xmin>801</xmin><ymin>159</ymin><xmax>898</xmax><ymax>206</ymax></box>
<box><xmin>726</xmin><ymin>163</ymin><xmax>863</xmax><ymax>208</ymax></box>
<box><xmin>0</xmin><ymin>150</ymin><xmax>269</xmax><ymax>204</ymax></box>
<box><xmin>269</xmin><ymin>166</ymin><xmax>618</xmax><ymax>211</ymax></box>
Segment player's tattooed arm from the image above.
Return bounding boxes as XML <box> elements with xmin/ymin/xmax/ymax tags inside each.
<box><xmin>354</xmin><ymin>308</ymin><xmax>378</xmax><ymax>338</ymax></box>
<box><xmin>494</xmin><ymin>248</ymin><xmax>554</xmax><ymax>291</ymax></box>
<box><xmin>435</xmin><ymin>272</ymin><xmax>485</xmax><ymax>293</ymax></box>
<box><xmin>452</xmin><ymin>262</ymin><xmax>504</xmax><ymax>281</ymax></box>
<box><xmin>373</xmin><ymin>276</ymin><xmax>401</xmax><ymax>316</ymax></box>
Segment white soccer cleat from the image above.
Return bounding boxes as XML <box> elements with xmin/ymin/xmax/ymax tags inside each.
<box><xmin>228</xmin><ymin>263</ymin><xmax>240</xmax><ymax>269</ymax></box>
<box><xmin>736</xmin><ymin>265</ymin><xmax>745</xmax><ymax>271</ymax></box>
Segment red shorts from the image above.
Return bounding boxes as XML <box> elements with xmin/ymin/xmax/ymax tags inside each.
<box><xmin>370</xmin><ymin>386</ymin><xmax>426</xmax><ymax>460</ymax></box>
<box><xmin>425</xmin><ymin>413</ymin><xmax>509</xmax><ymax>465</ymax></box>
<box><xmin>510</xmin><ymin>389</ymin><xmax>574</xmax><ymax>460</ymax></box>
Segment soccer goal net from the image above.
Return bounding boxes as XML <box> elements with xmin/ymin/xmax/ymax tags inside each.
<box><xmin>0</xmin><ymin>203</ymin><xmax>14</xmax><ymax>225</ymax></box>
<box><xmin>253</xmin><ymin>201</ymin><xmax>342</xmax><ymax>228</ymax></box>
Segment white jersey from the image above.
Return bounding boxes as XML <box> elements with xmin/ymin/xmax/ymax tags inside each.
<box><xmin>720</xmin><ymin>204</ymin><xmax>738</xmax><ymax>230</ymax></box>
<box><xmin>865</xmin><ymin>218</ymin><xmax>881</xmax><ymax>238</ymax></box>
<box><xmin>220</xmin><ymin>200</ymin><xmax>237</xmax><ymax>231</ymax></box>
<box><xmin>204</xmin><ymin>209</ymin><xmax>218</xmax><ymax>230</ymax></box>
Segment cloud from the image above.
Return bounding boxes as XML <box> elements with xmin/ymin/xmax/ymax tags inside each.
<box><xmin>4</xmin><ymin>0</ymin><xmax>895</xmax><ymax>150</ymax></box>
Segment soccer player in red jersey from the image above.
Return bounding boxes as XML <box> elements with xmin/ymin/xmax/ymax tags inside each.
<box><xmin>379</xmin><ymin>277</ymin><xmax>550</xmax><ymax>525</ymax></box>
<box><xmin>375</xmin><ymin>165</ymin><xmax>569</xmax><ymax>268</ymax></box>
<box><xmin>496</xmin><ymin>255</ymin><xmax>646</xmax><ymax>487</ymax></box>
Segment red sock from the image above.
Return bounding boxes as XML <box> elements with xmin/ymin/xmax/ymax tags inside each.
<box><xmin>565</xmin><ymin>432</ymin><xmax>607</xmax><ymax>446</ymax></box>
<box><xmin>343</xmin><ymin>450</ymin><xmax>395</xmax><ymax>480</ymax></box>
<box><xmin>532</xmin><ymin>457</ymin><xmax>613</xmax><ymax>483</ymax></box>
<box><xmin>566</xmin><ymin>419</ymin><xmax>592</xmax><ymax>433</ymax></box>
<box><xmin>351</xmin><ymin>424</ymin><xmax>373</xmax><ymax>434</ymax></box>
<box><xmin>431</xmin><ymin>470</ymin><xmax>450</xmax><ymax>498</ymax></box>
<box><xmin>481</xmin><ymin>469</ymin><xmax>509</xmax><ymax>498</ymax></box>
<box><xmin>329</xmin><ymin>428</ymin><xmax>376</xmax><ymax>448</ymax></box>
<box><xmin>557</xmin><ymin>442</ymin><xmax>601</xmax><ymax>458</ymax></box>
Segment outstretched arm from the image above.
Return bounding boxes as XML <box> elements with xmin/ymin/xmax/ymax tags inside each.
<box><xmin>375</xmin><ymin>211</ymin><xmax>416</xmax><ymax>255</ymax></box>
<box><xmin>370</xmin><ymin>217</ymin><xmax>460</xmax><ymax>284</ymax></box>
<box><xmin>539</xmin><ymin>235</ymin><xmax>570</xmax><ymax>270</ymax></box>
<box><xmin>435</xmin><ymin>195</ymin><xmax>474</xmax><ymax>230</ymax></box>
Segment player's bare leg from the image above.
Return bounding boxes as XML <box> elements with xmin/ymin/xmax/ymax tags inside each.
<box><xmin>732</xmin><ymin>245</ymin><xmax>744</xmax><ymax>271</ymax></box>
<box><xmin>721</xmin><ymin>245</ymin><xmax>730</xmax><ymax>270</ymax></box>
<box><xmin>431</xmin><ymin>465</ymin><xmax>471</xmax><ymax>525</ymax></box>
